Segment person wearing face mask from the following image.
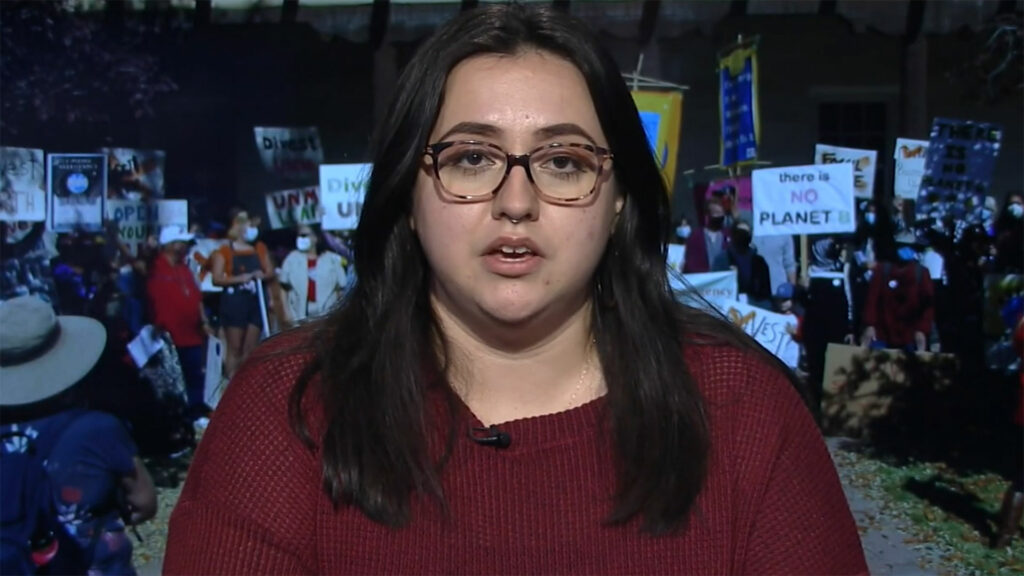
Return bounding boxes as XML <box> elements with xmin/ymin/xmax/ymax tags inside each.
<box><xmin>210</xmin><ymin>208</ymin><xmax>275</xmax><ymax>378</ymax></box>
<box><xmin>712</xmin><ymin>220</ymin><xmax>772</xmax><ymax>309</ymax></box>
<box><xmin>147</xmin><ymin>225</ymin><xmax>215</xmax><ymax>422</ymax></box>
<box><xmin>673</xmin><ymin>216</ymin><xmax>691</xmax><ymax>244</ymax></box>
<box><xmin>683</xmin><ymin>197</ymin><xmax>729</xmax><ymax>274</ymax></box>
<box><xmin>279</xmin><ymin>224</ymin><xmax>348</xmax><ymax>325</ymax></box>
<box><xmin>860</xmin><ymin>233</ymin><xmax>934</xmax><ymax>353</ymax></box>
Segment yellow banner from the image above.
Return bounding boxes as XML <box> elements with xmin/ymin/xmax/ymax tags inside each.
<box><xmin>631</xmin><ymin>90</ymin><xmax>684</xmax><ymax>196</ymax></box>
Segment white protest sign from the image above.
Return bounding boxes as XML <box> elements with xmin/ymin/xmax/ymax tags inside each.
<box><xmin>265</xmin><ymin>186</ymin><xmax>320</xmax><ymax>230</ymax></box>
<box><xmin>106</xmin><ymin>200</ymin><xmax>152</xmax><ymax>255</ymax></box>
<box><xmin>155</xmin><ymin>199</ymin><xmax>188</xmax><ymax>228</ymax></box>
<box><xmin>721</xmin><ymin>300</ymin><xmax>799</xmax><ymax>368</ymax></box>
<box><xmin>48</xmin><ymin>154</ymin><xmax>106</xmax><ymax>232</ymax></box>
<box><xmin>752</xmin><ymin>164</ymin><xmax>856</xmax><ymax>237</ymax></box>
<box><xmin>254</xmin><ymin>126</ymin><xmax>323</xmax><ymax>181</ymax></box>
<box><xmin>893</xmin><ymin>138</ymin><xmax>929</xmax><ymax>200</ymax></box>
<box><xmin>666</xmin><ymin>243</ymin><xmax>686</xmax><ymax>275</ymax></box>
<box><xmin>671</xmin><ymin>270</ymin><xmax>739</xmax><ymax>312</ymax></box>
<box><xmin>320</xmin><ymin>163</ymin><xmax>372</xmax><ymax>231</ymax></box>
<box><xmin>814</xmin><ymin>144</ymin><xmax>877</xmax><ymax>199</ymax></box>
<box><xmin>0</xmin><ymin>147</ymin><xmax>47</xmax><ymax>222</ymax></box>
<box><xmin>204</xmin><ymin>336</ymin><xmax>225</xmax><ymax>408</ymax></box>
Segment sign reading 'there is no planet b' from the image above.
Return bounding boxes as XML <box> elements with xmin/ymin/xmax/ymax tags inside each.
<box><xmin>751</xmin><ymin>163</ymin><xmax>856</xmax><ymax>237</ymax></box>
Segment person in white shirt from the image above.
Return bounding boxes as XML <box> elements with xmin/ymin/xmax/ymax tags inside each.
<box><xmin>279</xmin><ymin>224</ymin><xmax>348</xmax><ymax>324</ymax></box>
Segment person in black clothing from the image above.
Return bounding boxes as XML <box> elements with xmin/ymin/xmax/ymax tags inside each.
<box><xmin>712</xmin><ymin>220</ymin><xmax>772</xmax><ymax>310</ymax></box>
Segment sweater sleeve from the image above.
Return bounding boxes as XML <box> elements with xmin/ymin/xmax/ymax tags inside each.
<box><xmin>739</xmin><ymin>366</ymin><xmax>868</xmax><ymax>574</ymax></box>
<box><xmin>164</xmin><ymin>336</ymin><xmax>320</xmax><ymax>575</ymax></box>
<box><xmin>862</xmin><ymin>266</ymin><xmax>882</xmax><ymax>328</ymax></box>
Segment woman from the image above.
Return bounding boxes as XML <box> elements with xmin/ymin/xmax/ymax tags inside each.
<box><xmin>209</xmin><ymin>208</ymin><xmax>274</xmax><ymax>378</ymax></box>
<box><xmin>279</xmin><ymin>224</ymin><xmax>348</xmax><ymax>324</ymax></box>
<box><xmin>166</xmin><ymin>5</ymin><xmax>866</xmax><ymax>574</ymax></box>
<box><xmin>711</xmin><ymin>219</ymin><xmax>772</xmax><ymax>309</ymax></box>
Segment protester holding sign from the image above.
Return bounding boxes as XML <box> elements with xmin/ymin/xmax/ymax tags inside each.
<box><xmin>147</xmin><ymin>225</ymin><xmax>215</xmax><ymax>423</ymax></box>
<box><xmin>209</xmin><ymin>208</ymin><xmax>274</xmax><ymax>378</ymax></box>
<box><xmin>279</xmin><ymin>224</ymin><xmax>348</xmax><ymax>324</ymax></box>
<box><xmin>167</xmin><ymin>5</ymin><xmax>866</xmax><ymax>574</ymax></box>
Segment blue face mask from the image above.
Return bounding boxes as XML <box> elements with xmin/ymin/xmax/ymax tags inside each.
<box><xmin>864</xmin><ymin>213</ymin><xmax>876</xmax><ymax>225</ymax></box>
<box><xmin>676</xmin><ymin>225</ymin><xmax>691</xmax><ymax>240</ymax></box>
<box><xmin>897</xmin><ymin>246</ymin><xmax>917</xmax><ymax>262</ymax></box>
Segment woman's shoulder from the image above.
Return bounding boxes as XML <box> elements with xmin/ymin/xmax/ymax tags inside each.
<box><xmin>683</xmin><ymin>342</ymin><xmax>804</xmax><ymax>420</ymax></box>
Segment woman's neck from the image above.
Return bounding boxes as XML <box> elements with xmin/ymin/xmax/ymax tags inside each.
<box><xmin>433</xmin><ymin>294</ymin><xmax>602</xmax><ymax>426</ymax></box>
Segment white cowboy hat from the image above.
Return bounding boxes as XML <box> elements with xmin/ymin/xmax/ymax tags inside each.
<box><xmin>0</xmin><ymin>296</ymin><xmax>107</xmax><ymax>407</ymax></box>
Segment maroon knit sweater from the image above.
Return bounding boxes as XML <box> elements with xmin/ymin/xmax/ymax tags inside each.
<box><xmin>165</xmin><ymin>332</ymin><xmax>868</xmax><ymax>575</ymax></box>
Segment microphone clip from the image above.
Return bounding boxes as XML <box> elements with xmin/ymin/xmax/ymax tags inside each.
<box><xmin>468</xmin><ymin>425</ymin><xmax>512</xmax><ymax>449</ymax></box>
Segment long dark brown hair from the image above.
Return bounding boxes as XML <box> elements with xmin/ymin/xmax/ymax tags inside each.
<box><xmin>289</xmin><ymin>3</ymin><xmax>803</xmax><ymax>534</ymax></box>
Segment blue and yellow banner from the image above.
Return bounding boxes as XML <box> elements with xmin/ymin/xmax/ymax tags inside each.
<box><xmin>631</xmin><ymin>90</ymin><xmax>684</xmax><ymax>196</ymax></box>
<box><xmin>718</xmin><ymin>44</ymin><xmax>760</xmax><ymax>167</ymax></box>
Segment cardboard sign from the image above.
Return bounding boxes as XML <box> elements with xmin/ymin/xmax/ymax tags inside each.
<box><xmin>893</xmin><ymin>138</ymin><xmax>929</xmax><ymax>200</ymax></box>
<box><xmin>320</xmin><ymin>163</ymin><xmax>371</xmax><ymax>231</ymax></box>
<box><xmin>101</xmin><ymin>147</ymin><xmax>166</xmax><ymax>200</ymax></box>
<box><xmin>0</xmin><ymin>147</ymin><xmax>47</xmax><ymax>222</ymax></box>
<box><xmin>814</xmin><ymin>144</ymin><xmax>877</xmax><ymax>199</ymax></box>
<box><xmin>106</xmin><ymin>200</ymin><xmax>152</xmax><ymax>255</ymax></box>
<box><xmin>751</xmin><ymin>164</ymin><xmax>856</xmax><ymax>237</ymax></box>
<box><xmin>722</xmin><ymin>300</ymin><xmax>799</xmax><ymax>368</ymax></box>
<box><xmin>632</xmin><ymin>91</ymin><xmax>684</xmax><ymax>194</ymax></box>
<box><xmin>254</xmin><ymin>126</ymin><xmax>324</xmax><ymax>181</ymax></box>
<box><xmin>48</xmin><ymin>154</ymin><xmax>106</xmax><ymax>232</ymax></box>
<box><xmin>265</xmin><ymin>186</ymin><xmax>320</xmax><ymax>230</ymax></box>
<box><xmin>821</xmin><ymin>343</ymin><xmax>957</xmax><ymax>439</ymax></box>
<box><xmin>916</xmin><ymin>118</ymin><xmax>1002</xmax><ymax>235</ymax></box>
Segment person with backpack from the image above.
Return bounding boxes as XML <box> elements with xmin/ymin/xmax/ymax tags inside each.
<box><xmin>0</xmin><ymin>296</ymin><xmax>157</xmax><ymax>575</ymax></box>
<box><xmin>860</xmin><ymin>233</ymin><xmax>935</xmax><ymax>352</ymax></box>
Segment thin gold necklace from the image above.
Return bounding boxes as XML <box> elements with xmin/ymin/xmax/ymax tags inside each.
<box><xmin>568</xmin><ymin>340</ymin><xmax>598</xmax><ymax>407</ymax></box>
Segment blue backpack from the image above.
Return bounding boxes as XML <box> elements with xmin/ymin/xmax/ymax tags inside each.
<box><xmin>1</xmin><ymin>410</ymin><xmax>90</xmax><ymax>575</ymax></box>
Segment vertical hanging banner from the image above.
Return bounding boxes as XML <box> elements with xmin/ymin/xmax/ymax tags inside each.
<box><xmin>705</xmin><ymin>176</ymin><xmax>753</xmax><ymax>226</ymax></box>
<box><xmin>718</xmin><ymin>43</ymin><xmax>760</xmax><ymax>167</ymax></box>
<box><xmin>101</xmin><ymin>148</ymin><xmax>166</xmax><ymax>200</ymax></box>
<box><xmin>916</xmin><ymin>118</ymin><xmax>1002</xmax><ymax>235</ymax></box>
<box><xmin>893</xmin><ymin>138</ymin><xmax>929</xmax><ymax>200</ymax></box>
<box><xmin>320</xmin><ymin>164</ymin><xmax>372</xmax><ymax>231</ymax></box>
<box><xmin>814</xmin><ymin>144</ymin><xmax>878</xmax><ymax>199</ymax></box>
<box><xmin>0</xmin><ymin>147</ymin><xmax>47</xmax><ymax>222</ymax></box>
<box><xmin>48</xmin><ymin>154</ymin><xmax>106</xmax><ymax>232</ymax></box>
<box><xmin>631</xmin><ymin>91</ymin><xmax>684</xmax><ymax>195</ymax></box>
<box><xmin>265</xmin><ymin>186</ymin><xmax>320</xmax><ymax>230</ymax></box>
<box><xmin>254</xmin><ymin>126</ymin><xmax>324</xmax><ymax>181</ymax></box>
<box><xmin>751</xmin><ymin>164</ymin><xmax>856</xmax><ymax>237</ymax></box>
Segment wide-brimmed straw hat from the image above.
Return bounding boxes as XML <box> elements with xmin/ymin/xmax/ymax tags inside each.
<box><xmin>0</xmin><ymin>296</ymin><xmax>107</xmax><ymax>407</ymax></box>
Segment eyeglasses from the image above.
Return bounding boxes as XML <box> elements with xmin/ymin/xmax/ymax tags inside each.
<box><xmin>423</xmin><ymin>140</ymin><xmax>613</xmax><ymax>204</ymax></box>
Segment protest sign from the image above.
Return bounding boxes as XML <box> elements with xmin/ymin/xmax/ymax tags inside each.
<box><xmin>751</xmin><ymin>164</ymin><xmax>855</xmax><ymax>237</ymax></box>
<box><xmin>893</xmin><ymin>138</ymin><xmax>929</xmax><ymax>200</ymax></box>
<box><xmin>106</xmin><ymin>200</ymin><xmax>152</xmax><ymax>255</ymax></box>
<box><xmin>706</xmin><ymin>176</ymin><xmax>752</xmax><ymax>227</ymax></box>
<box><xmin>671</xmin><ymin>270</ymin><xmax>738</xmax><ymax>311</ymax></box>
<box><xmin>718</xmin><ymin>44</ymin><xmax>760</xmax><ymax>166</ymax></box>
<box><xmin>101</xmin><ymin>148</ymin><xmax>166</xmax><ymax>200</ymax></box>
<box><xmin>254</xmin><ymin>126</ymin><xmax>324</xmax><ymax>181</ymax></box>
<box><xmin>155</xmin><ymin>199</ymin><xmax>188</xmax><ymax>228</ymax></box>
<box><xmin>814</xmin><ymin>144</ymin><xmax>877</xmax><ymax>199</ymax></box>
<box><xmin>48</xmin><ymin>154</ymin><xmax>106</xmax><ymax>232</ymax></box>
<box><xmin>320</xmin><ymin>164</ymin><xmax>372</xmax><ymax>231</ymax></box>
<box><xmin>631</xmin><ymin>91</ymin><xmax>684</xmax><ymax>194</ymax></box>
<box><xmin>205</xmin><ymin>336</ymin><xmax>225</xmax><ymax>408</ymax></box>
<box><xmin>916</xmin><ymin>118</ymin><xmax>1002</xmax><ymax>235</ymax></box>
<box><xmin>666</xmin><ymin>243</ymin><xmax>686</xmax><ymax>275</ymax></box>
<box><xmin>265</xmin><ymin>186</ymin><xmax>320</xmax><ymax>230</ymax></box>
<box><xmin>0</xmin><ymin>147</ymin><xmax>46</xmax><ymax>222</ymax></box>
<box><xmin>721</xmin><ymin>300</ymin><xmax>799</xmax><ymax>368</ymax></box>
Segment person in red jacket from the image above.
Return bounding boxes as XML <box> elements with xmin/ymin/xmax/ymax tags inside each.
<box><xmin>861</xmin><ymin>236</ymin><xmax>935</xmax><ymax>351</ymax></box>
<box><xmin>147</xmin><ymin>225</ymin><xmax>213</xmax><ymax>422</ymax></box>
<box><xmin>164</xmin><ymin>5</ymin><xmax>867</xmax><ymax>574</ymax></box>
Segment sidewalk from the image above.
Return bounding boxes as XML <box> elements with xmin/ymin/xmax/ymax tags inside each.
<box><xmin>827</xmin><ymin>437</ymin><xmax>945</xmax><ymax>576</ymax></box>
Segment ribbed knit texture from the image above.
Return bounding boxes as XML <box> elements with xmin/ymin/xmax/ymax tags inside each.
<box><xmin>164</xmin><ymin>331</ymin><xmax>868</xmax><ymax>575</ymax></box>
